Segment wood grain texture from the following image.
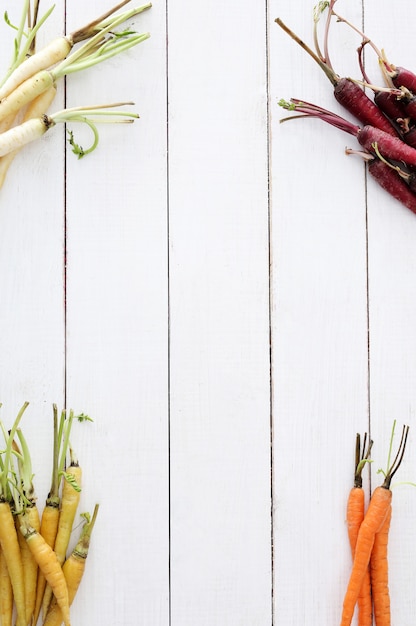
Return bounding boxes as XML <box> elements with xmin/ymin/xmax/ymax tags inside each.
<box><xmin>272</xmin><ymin>1</ymin><xmax>416</xmax><ymax>624</ymax></box>
<box><xmin>271</xmin><ymin>2</ymin><xmax>369</xmax><ymax>623</ymax></box>
<box><xmin>167</xmin><ymin>1</ymin><xmax>271</xmax><ymax>623</ymax></box>
<box><xmin>1</xmin><ymin>0</ymin><xmax>416</xmax><ymax>624</ymax></box>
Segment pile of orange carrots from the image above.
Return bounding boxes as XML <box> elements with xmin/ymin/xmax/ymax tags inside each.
<box><xmin>342</xmin><ymin>424</ymin><xmax>409</xmax><ymax>626</ymax></box>
<box><xmin>0</xmin><ymin>402</ymin><xmax>97</xmax><ymax>626</ymax></box>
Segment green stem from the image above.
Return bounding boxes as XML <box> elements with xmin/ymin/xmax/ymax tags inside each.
<box><xmin>73</xmin><ymin>504</ymin><xmax>99</xmax><ymax>559</ymax></box>
<box><xmin>94</xmin><ymin>3</ymin><xmax>152</xmax><ymax>33</ymax></box>
<box><xmin>16</xmin><ymin>427</ymin><xmax>35</xmax><ymax>504</ymax></box>
<box><xmin>0</xmin><ymin>3</ymin><xmax>55</xmax><ymax>88</ymax></box>
<box><xmin>0</xmin><ymin>402</ymin><xmax>29</xmax><ymax>499</ymax></box>
<box><xmin>46</xmin><ymin>404</ymin><xmax>60</xmax><ymax>506</ymax></box>
<box><xmin>17</xmin><ymin>4</ymin><xmax>56</xmax><ymax>64</ymax></box>
<box><xmin>53</xmin><ymin>6</ymin><xmax>151</xmax><ymax>79</ymax></box>
<box><xmin>72</xmin><ymin>2</ymin><xmax>152</xmax><ymax>44</ymax></box>
<box><xmin>58</xmin><ymin>32</ymin><xmax>150</xmax><ymax>78</ymax></box>
<box><xmin>14</xmin><ymin>0</ymin><xmax>30</xmax><ymax>57</ymax></box>
<box><xmin>47</xmin><ymin>103</ymin><xmax>138</xmax><ymax>157</ymax></box>
<box><xmin>57</xmin><ymin>409</ymin><xmax>75</xmax><ymax>479</ymax></box>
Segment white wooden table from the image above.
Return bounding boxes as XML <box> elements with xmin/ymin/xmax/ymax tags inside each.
<box><xmin>1</xmin><ymin>0</ymin><xmax>416</xmax><ymax>624</ymax></box>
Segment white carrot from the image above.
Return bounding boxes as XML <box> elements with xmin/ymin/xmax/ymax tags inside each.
<box><xmin>0</xmin><ymin>23</ymin><xmax>149</xmax><ymax>126</ymax></box>
<box><xmin>0</xmin><ymin>39</ymin><xmax>72</xmax><ymax>101</ymax></box>
<box><xmin>0</xmin><ymin>103</ymin><xmax>139</xmax><ymax>158</ymax></box>
<box><xmin>0</xmin><ymin>86</ymin><xmax>57</xmax><ymax>189</ymax></box>
<box><xmin>0</xmin><ymin>2</ymin><xmax>152</xmax><ymax>101</ymax></box>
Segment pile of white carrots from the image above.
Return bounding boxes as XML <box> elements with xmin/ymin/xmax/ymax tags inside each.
<box><xmin>0</xmin><ymin>0</ymin><xmax>151</xmax><ymax>188</ymax></box>
<box><xmin>342</xmin><ymin>424</ymin><xmax>409</xmax><ymax>626</ymax></box>
<box><xmin>277</xmin><ymin>0</ymin><xmax>416</xmax><ymax>215</ymax></box>
<box><xmin>0</xmin><ymin>402</ymin><xmax>96</xmax><ymax>626</ymax></box>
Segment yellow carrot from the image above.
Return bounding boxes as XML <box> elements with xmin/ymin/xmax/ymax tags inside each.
<box><xmin>34</xmin><ymin>405</ymin><xmax>62</xmax><ymax>626</ymax></box>
<box><xmin>0</xmin><ymin>403</ymin><xmax>30</xmax><ymax>626</ymax></box>
<box><xmin>16</xmin><ymin>505</ymin><xmax>41</xmax><ymax>625</ymax></box>
<box><xmin>20</xmin><ymin>523</ymin><xmax>71</xmax><ymax>626</ymax></box>
<box><xmin>0</xmin><ymin>548</ymin><xmax>13</xmax><ymax>626</ymax></box>
<box><xmin>54</xmin><ymin>463</ymin><xmax>82</xmax><ymax>564</ymax></box>
<box><xmin>43</xmin><ymin>505</ymin><xmax>99</xmax><ymax>626</ymax></box>
<box><xmin>42</xmin><ymin>456</ymin><xmax>82</xmax><ymax>617</ymax></box>
<box><xmin>0</xmin><ymin>501</ymin><xmax>26</xmax><ymax>626</ymax></box>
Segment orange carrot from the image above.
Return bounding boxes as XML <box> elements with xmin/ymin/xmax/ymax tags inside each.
<box><xmin>346</xmin><ymin>433</ymin><xmax>372</xmax><ymax>626</ymax></box>
<box><xmin>370</xmin><ymin>504</ymin><xmax>392</xmax><ymax>625</ymax></box>
<box><xmin>340</xmin><ymin>424</ymin><xmax>409</xmax><ymax>626</ymax></box>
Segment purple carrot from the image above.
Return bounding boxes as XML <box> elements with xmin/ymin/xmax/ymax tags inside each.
<box><xmin>368</xmin><ymin>159</ymin><xmax>416</xmax><ymax>213</ymax></box>
<box><xmin>388</xmin><ymin>66</ymin><xmax>416</xmax><ymax>94</ymax></box>
<box><xmin>275</xmin><ymin>17</ymin><xmax>398</xmax><ymax>136</ymax></box>
<box><xmin>346</xmin><ymin>149</ymin><xmax>416</xmax><ymax>212</ymax></box>
<box><xmin>373</xmin><ymin>92</ymin><xmax>408</xmax><ymax>128</ymax></box>
<box><xmin>279</xmin><ymin>98</ymin><xmax>416</xmax><ymax>166</ymax></box>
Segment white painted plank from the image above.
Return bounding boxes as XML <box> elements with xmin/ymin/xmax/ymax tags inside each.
<box><xmin>167</xmin><ymin>2</ymin><xmax>271</xmax><ymax>624</ymax></box>
<box><xmin>363</xmin><ymin>3</ymin><xmax>416</xmax><ymax>624</ymax></box>
<box><xmin>270</xmin><ymin>1</ymin><xmax>370</xmax><ymax>623</ymax></box>
<box><xmin>64</xmin><ymin>2</ymin><xmax>169</xmax><ymax>624</ymax></box>
<box><xmin>0</xmin><ymin>3</ymin><xmax>66</xmax><ymax>499</ymax></box>
<box><xmin>8</xmin><ymin>1</ymin><xmax>416</xmax><ymax>625</ymax></box>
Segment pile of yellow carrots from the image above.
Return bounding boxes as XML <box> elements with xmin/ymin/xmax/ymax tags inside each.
<box><xmin>0</xmin><ymin>0</ymin><xmax>151</xmax><ymax>188</ymax></box>
<box><xmin>0</xmin><ymin>402</ymin><xmax>96</xmax><ymax>626</ymax></box>
<box><xmin>341</xmin><ymin>424</ymin><xmax>409</xmax><ymax>625</ymax></box>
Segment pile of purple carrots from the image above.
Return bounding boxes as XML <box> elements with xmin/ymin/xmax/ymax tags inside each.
<box><xmin>0</xmin><ymin>403</ymin><xmax>96</xmax><ymax>626</ymax></box>
<box><xmin>277</xmin><ymin>1</ymin><xmax>416</xmax><ymax>214</ymax></box>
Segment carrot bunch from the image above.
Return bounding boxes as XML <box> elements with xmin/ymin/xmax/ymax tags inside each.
<box><xmin>0</xmin><ymin>0</ymin><xmax>152</xmax><ymax>189</ymax></box>
<box><xmin>342</xmin><ymin>425</ymin><xmax>409</xmax><ymax>626</ymax></box>
<box><xmin>0</xmin><ymin>402</ymin><xmax>98</xmax><ymax>626</ymax></box>
<box><xmin>276</xmin><ymin>0</ymin><xmax>416</xmax><ymax>215</ymax></box>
